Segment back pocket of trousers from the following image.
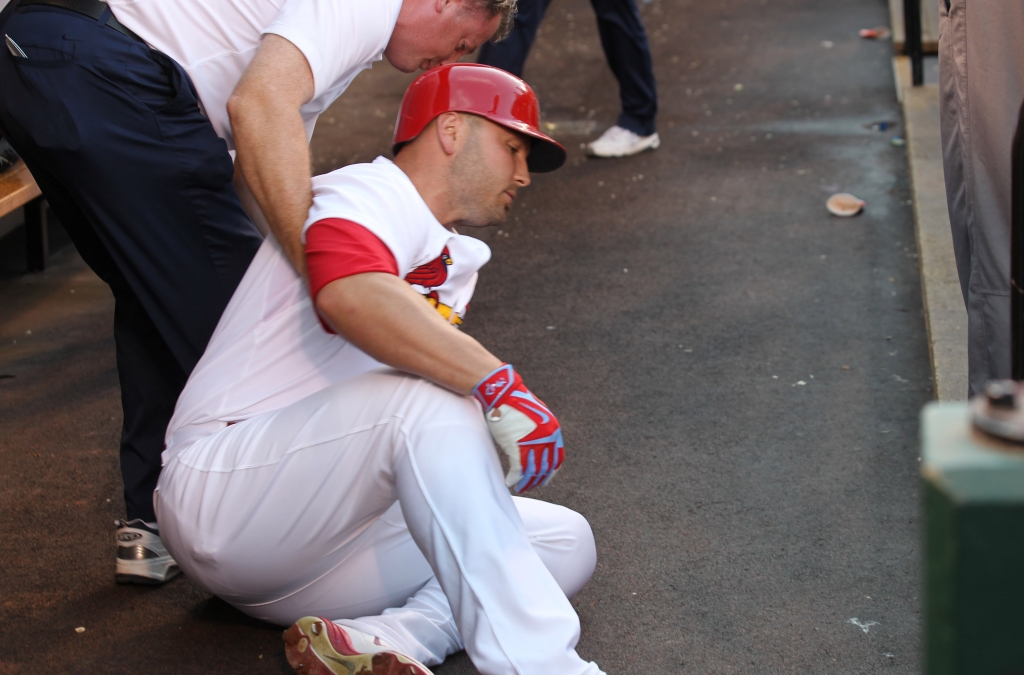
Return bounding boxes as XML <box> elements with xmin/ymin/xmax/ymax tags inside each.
<box><xmin>121</xmin><ymin>48</ymin><xmax>183</xmax><ymax>113</ymax></box>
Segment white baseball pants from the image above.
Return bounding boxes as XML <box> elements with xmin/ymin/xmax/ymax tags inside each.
<box><xmin>154</xmin><ymin>369</ymin><xmax>604</xmax><ymax>675</ymax></box>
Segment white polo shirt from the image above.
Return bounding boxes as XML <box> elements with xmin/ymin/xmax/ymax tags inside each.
<box><xmin>107</xmin><ymin>0</ymin><xmax>402</xmax><ymax>149</ymax></box>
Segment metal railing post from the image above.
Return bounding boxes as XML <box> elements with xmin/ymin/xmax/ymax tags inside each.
<box><xmin>904</xmin><ymin>0</ymin><xmax>924</xmax><ymax>86</ymax></box>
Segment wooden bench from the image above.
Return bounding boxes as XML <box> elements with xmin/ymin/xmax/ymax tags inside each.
<box><xmin>0</xmin><ymin>159</ymin><xmax>47</xmax><ymax>272</ymax></box>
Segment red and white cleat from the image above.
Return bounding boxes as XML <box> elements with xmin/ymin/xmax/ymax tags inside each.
<box><xmin>283</xmin><ymin>616</ymin><xmax>434</xmax><ymax>675</ymax></box>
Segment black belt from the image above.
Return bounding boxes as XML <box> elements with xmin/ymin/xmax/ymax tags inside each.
<box><xmin>17</xmin><ymin>0</ymin><xmax>142</xmax><ymax>42</ymax></box>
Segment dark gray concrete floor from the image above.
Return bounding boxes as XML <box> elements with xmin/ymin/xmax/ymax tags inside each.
<box><xmin>0</xmin><ymin>0</ymin><xmax>930</xmax><ymax>672</ymax></box>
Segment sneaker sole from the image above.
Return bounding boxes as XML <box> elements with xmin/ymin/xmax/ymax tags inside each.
<box><xmin>115</xmin><ymin>572</ymin><xmax>176</xmax><ymax>586</ymax></box>
<box><xmin>284</xmin><ymin>617</ymin><xmax>432</xmax><ymax>675</ymax></box>
<box><xmin>115</xmin><ymin>558</ymin><xmax>180</xmax><ymax>585</ymax></box>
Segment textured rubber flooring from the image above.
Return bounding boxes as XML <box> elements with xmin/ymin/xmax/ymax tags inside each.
<box><xmin>0</xmin><ymin>0</ymin><xmax>929</xmax><ymax>672</ymax></box>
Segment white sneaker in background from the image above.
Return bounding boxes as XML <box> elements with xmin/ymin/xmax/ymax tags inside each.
<box><xmin>586</xmin><ymin>125</ymin><xmax>661</xmax><ymax>158</ymax></box>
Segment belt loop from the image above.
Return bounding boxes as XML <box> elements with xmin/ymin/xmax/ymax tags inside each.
<box><xmin>96</xmin><ymin>1</ymin><xmax>111</xmax><ymax>25</ymax></box>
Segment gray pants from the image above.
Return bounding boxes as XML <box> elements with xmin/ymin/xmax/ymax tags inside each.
<box><xmin>938</xmin><ymin>0</ymin><xmax>1024</xmax><ymax>396</ymax></box>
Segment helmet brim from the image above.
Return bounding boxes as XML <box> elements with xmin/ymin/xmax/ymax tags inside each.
<box><xmin>522</xmin><ymin>130</ymin><xmax>567</xmax><ymax>173</ymax></box>
<box><xmin>490</xmin><ymin>117</ymin><xmax>566</xmax><ymax>173</ymax></box>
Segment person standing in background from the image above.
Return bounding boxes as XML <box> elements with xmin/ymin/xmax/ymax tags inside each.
<box><xmin>479</xmin><ymin>0</ymin><xmax>659</xmax><ymax>158</ymax></box>
<box><xmin>938</xmin><ymin>0</ymin><xmax>1024</xmax><ymax>396</ymax></box>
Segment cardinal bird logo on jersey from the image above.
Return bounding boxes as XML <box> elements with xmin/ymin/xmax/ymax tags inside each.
<box><xmin>406</xmin><ymin>247</ymin><xmax>452</xmax><ymax>288</ymax></box>
<box><xmin>406</xmin><ymin>247</ymin><xmax>463</xmax><ymax>325</ymax></box>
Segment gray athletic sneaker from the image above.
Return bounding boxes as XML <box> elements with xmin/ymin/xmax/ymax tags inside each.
<box><xmin>115</xmin><ymin>519</ymin><xmax>180</xmax><ymax>585</ymax></box>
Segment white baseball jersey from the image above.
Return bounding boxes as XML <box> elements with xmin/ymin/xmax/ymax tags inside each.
<box><xmin>164</xmin><ymin>157</ymin><xmax>492</xmax><ymax>457</ymax></box>
<box><xmin>107</xmin><ymin>0</ymin><xmax>402</xmax><ymax>149</ymax></box>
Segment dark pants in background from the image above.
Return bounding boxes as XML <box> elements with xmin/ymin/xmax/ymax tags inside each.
<box><xmin>478</xmin><ymin>0</ymin><xmax>658</xmax><ymax>136</ymax></box>
<box><xmin>0</xmin><ymin>3</ymin><xmax>262</xmax><ymax>521</ymax></box>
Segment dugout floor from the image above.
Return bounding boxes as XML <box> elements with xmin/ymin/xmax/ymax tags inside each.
<box><xmin>0</xmin><ymin>0</ymin><xmax>930</xmax><ymax>672</ymax></box>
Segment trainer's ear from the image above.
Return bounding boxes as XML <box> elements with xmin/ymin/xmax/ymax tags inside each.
<box><xmin>435</xmin><ymin>111</ymin><xmax>463</xmax><ymax>157</ymax></box>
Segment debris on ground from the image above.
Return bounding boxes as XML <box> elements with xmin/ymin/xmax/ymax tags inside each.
<box><xmin>821</xmin><ymin>40</ymin><xmax>834</xmax><ymax>48</ymax></box>
<box><xmin>866</xmin><ymin>120</ymin><xmax>897</xmax><ymax>132</ymax></box>
<box><xmin>826</xmin><ymin>193</ymin><xmax>865</xmax><ymax>217</ymax></box>
<box><xmin>848</xmin><ymin>618</ymin><xmax>879</xmax><ymax>633</ymax></box>
<box><xmin>859</xmin><ymin>26</ymin><xmax>891</xmax><ymax>39</ymax></box>
<box><xmin>75</xmin><ymin>627</ymin><xmax>86</xmax><ymax>633</ymax></box>
<box><xmin>890</xmin><ymin>136</ymin><xmax>906</xmax><ymax>147</ymax></box>
<box><xmin>543</xmin><ymin>120</ymin><xmax>598</xmax><ymax>136</ymax></box>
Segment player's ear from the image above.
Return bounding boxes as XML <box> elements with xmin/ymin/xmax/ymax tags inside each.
<box><xmin>435</xmin><ymin>111</ymin><xmax>462</xmax><ymax>156</ymax></box>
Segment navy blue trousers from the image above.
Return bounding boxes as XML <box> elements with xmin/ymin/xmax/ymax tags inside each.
<box><xmin>478</xmin><ymin>0</ymin><xmax>658</xmax><ymax>136</ymax></box>
<box><xmin>0</xmin><ymin>3</ymin><xmax>262</xmax><ymax>522</ymax></box>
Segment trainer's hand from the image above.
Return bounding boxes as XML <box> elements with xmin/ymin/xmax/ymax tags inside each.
<box><xmin>472</xmin><ymin>364</ymin><xmax>564</xmax><ymax>493</ymax></box>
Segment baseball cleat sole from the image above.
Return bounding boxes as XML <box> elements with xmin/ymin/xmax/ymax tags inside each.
<box><xmin>283</xmin><ymin>616</ymin><xmax>434</xmax><ymax>675</ymax></box>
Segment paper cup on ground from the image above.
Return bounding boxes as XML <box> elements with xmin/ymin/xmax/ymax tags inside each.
<box><xmin>826</xmin><ymin>193</ymin><xmax>865</xmax><ymax>217</ymax></box>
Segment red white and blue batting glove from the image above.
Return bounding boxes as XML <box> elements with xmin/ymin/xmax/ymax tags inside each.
<box><xmin>473</xmin><ymin>364</ymin><xmax>565</xmax><ymax>493</ymax></box>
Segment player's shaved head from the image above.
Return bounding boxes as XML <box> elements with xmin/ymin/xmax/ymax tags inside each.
<box><xmin>394</xmin><ymin>111</ymin><xmax>531</xmax><ymax>228</ymax></box>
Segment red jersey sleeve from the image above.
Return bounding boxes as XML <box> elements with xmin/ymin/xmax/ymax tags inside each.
<box><xmin>305</xmin><ymin>218</ymin><xmax>400</xmax><ymax>333</ymax></box>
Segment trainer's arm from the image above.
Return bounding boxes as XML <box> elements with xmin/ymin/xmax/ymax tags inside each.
<box><xmin>316</xmin><ymin>273</ymin><xmax>503</xmax><ymax>395</ymax></box>
<box><xmin>228</xmin><ymin>35</ymin><xmax>314</xmax><ymax>275</ymax></box>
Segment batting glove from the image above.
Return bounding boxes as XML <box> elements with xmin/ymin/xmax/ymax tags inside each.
<box><xmin>472</xmin><ymin>364</ymin><xmax>564</xmax><ymax>493</ymax></box>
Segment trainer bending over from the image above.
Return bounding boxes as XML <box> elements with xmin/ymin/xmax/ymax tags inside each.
<box><xmin>155</xmin><ymin>64</ymin><xmax>605</xmax><ymax>675</ymax></box>
<box><xmin>0</xmin><ymin>0</ymin><xmax>512</xmax><ymax>584</ymax></box>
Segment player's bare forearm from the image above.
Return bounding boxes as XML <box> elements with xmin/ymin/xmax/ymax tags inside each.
<box><xmin>316</xmin><ymin>273</ymin><xmax>503</xmax><ymax>395</ymax></box>
<box><xmin>228</xmin><ymin>34</ymin><xmax>314</xmax><ymax>275</ymax></box>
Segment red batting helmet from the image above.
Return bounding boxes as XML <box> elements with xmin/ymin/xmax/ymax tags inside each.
<box><xmin>392</xmin><ymin>63</ymin><xmax>567</xmax><ymax>173</ymax></box>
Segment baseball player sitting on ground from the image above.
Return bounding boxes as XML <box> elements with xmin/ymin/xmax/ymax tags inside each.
<box><xmin>154</xmin><ymin>64</ymin><xmax>606</xmax><ymax>675</ymax></box>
